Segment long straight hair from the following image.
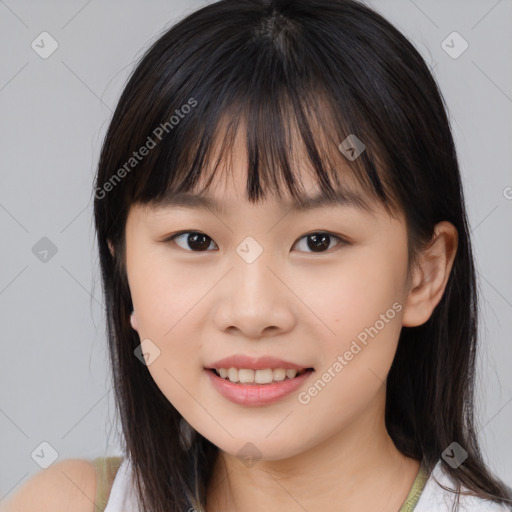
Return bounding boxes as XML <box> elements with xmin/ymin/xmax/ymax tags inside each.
<box><xmin>93</xmin><ymin>1</ymin><xmax>512</xmax><ymax>511</ymax></box>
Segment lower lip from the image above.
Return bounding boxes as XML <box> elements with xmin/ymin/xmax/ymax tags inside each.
<box><xmin>205</xmin><ymin>368</ymin><xmax>314</xmax><ymax>406</ymax></box>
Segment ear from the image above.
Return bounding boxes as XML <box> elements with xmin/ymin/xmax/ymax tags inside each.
<box><xmin>402</xmin><ymin>221</ymin><xmax>458</xmax><ymax>327</ymax></box>
<box><xmin>107</xmin><ymin>239</ymin><xmax>115</xmax><ymax>257</ymax></box>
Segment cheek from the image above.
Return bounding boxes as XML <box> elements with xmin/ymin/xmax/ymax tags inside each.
<box><xmin>128</xmin><ymin>245</ymin><xmax>205</xmax><ymax>332</ymax></box>
<box><xmin>126</xmin><ymin>247</ymin><xmax>206</xmax><ymax>392</ymax></box>
<box><xmin>292</xmin><ymin>251</ymin><xmax>406</xmax><ymax>436</ymax></box>
<box><xmin>309</xmin><ymin>251</ymin><xmax>404</xmax><ymax>333</ymax></box>
<box><xmin>301</xmin><ymin>243</ymin><xmax>407</xmax><ymax>377</ymax></box>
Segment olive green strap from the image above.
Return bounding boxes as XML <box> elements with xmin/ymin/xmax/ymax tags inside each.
<box><xmin>398</xmin><ymin>460</ymin><xmax>431</xmax><ymax>512</ymax></box>
<box><xmin>92</xmin><ymin>456</ymin><xmax>124</xmax><ymax>511</ymax></box>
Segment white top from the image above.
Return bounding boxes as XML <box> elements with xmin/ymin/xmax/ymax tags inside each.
<box><xmin>104</xmin><ymin>457</ymin><xmax>140</xmax><ymax>512</ymax></box>
<box><xmin>413</xmin><ymin>463</ymin><xmax>510</xmax><ymax>512</ymax></box>
<box><xmin>104</xmin><ymin>456</ymin><xmax>510</xmax><ymax>512</ymax></box>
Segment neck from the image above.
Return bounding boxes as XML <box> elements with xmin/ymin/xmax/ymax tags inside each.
<box><xmin>205</xmin><ymin>387</ymin><xmax>421</xmax><ymax>512</ymax></box>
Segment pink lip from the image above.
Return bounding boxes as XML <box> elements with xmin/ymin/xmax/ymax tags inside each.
<box><xmin>205</xmin><ymin>354</ymin><xmax>312</xmax><ymax>371</ymax></box>
<box><xmin>205</xmin><ymin>368</ymin><xmax>314</xmax><ymax>406</ymax></box>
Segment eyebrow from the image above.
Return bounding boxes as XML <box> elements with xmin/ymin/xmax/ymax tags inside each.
<box><xmin>152</xmin><ymin>188</ymin><xmax>374</xmax><ymax>216</ymax></box>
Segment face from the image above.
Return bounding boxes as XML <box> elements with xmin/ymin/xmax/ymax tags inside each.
<box><xmin>123</xmin><ymin>134</ymin><xmax>412</xmax><ymax>462</ymax></box>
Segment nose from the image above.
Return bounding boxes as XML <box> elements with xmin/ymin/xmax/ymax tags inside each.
<box><xmin>213</xmin><ymin>248</ymin><xmax>296</xmax><ymax>339</ymax></box>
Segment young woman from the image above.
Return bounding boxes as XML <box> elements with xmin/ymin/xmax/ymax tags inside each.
<box><xmin>92</xmin><ymin>0</ymin><xmax>512</xmax><ymax>511</ymax></box>
<box><xmin>5</xmin><ymin>1</ymin><xmax>511</xmax><ymax>511</ymax></box>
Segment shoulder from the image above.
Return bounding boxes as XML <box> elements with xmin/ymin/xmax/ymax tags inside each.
<box><xmin>2</xmin><ymin>458</ymin><xmax>97</xmax><ymax>512</ymax></box>
<box><xmin>415</xmin><ymin>460</ymin><xmax>512</xmax><ymax>512</ymax></box>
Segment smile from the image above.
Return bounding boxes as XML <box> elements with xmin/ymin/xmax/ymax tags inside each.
<box><xmin>205</xmin><ymin>368</ymin><xmax>315</xmax><ymax>406</ymax></box>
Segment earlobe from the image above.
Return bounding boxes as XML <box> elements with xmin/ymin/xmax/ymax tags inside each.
<box><xmin>401</xmin><ymin>221</ymin><xmax>458</xmax><ymax>328</ymax></box>
<box><xmin>130</xmin><ymin>311</ymin><xmax>138</xmax><ymax>331</ymax></box>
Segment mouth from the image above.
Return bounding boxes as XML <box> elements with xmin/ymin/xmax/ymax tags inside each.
<box><xmin>205</xmin><ymin>366</ymin><xmax>316</xmax><ymax>406</ymax></box>
<box><xmin>206</xmin><ymin>367</ymin><xmax>315</xmax><ymax>385</ymax></box>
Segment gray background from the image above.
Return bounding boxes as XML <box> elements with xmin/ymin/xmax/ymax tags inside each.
<box><xmin>1</xmin><ymin>0</ymin><xmax>511</xmax><ymax>501</ymax></box>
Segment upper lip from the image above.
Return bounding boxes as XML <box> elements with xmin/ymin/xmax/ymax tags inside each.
<box><xmin>206</xmin><ymin>355</ymin><xmax>313</xmax><ymax>370</ymax></box>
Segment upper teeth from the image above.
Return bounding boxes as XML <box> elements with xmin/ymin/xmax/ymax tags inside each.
<box><xmin>215</xmin><ymin>368</ymin><xmax>304</xmax><ymax>384</ymax></box>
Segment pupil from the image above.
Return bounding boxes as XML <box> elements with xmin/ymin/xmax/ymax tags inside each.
<box><xmin>189</xmin><ymin>233</ymin><xmax>210</xmax><ymax>251</ymax></box>
<box><xmin>308</xmin><ymin>233</ymin><xmax>329</xmax><ymax>252</ymax></box>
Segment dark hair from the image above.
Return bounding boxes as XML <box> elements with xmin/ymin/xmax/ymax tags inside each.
<box><xmin>93</xmin><ymin>1</ymin><xmax>512</xmax><ymax>511</ymax></box>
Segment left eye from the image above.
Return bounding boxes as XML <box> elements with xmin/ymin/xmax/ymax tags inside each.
<box><xmin>294</xmin><ymin>232</ymin><xmax>345</xmax><ymax>253</ymax></box>
<box><xmin>171</xmin><ymin>231</ymin><xmax>218</xmax><ymax>252</ymax></box>
<box><xmin>166</xmin><ymin>231</ymin><xmax>345</xmax><ymax>253</ymax></box>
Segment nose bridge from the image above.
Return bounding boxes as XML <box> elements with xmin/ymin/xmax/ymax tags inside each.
<box><xmin>233</xmin><ymin>234</ymin><xmax>276</xmax><ymax>302</ymax></box>
<box><xmin>214</xmin><ymin>232</ymin><xmax>294</xmax><ymax>336</ymax></box>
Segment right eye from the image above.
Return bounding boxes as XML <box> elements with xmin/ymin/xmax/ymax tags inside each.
<box><xmin>166</xmin><ymin>231</ymin><xmax>218</xmax><ymax>252</ymax></box>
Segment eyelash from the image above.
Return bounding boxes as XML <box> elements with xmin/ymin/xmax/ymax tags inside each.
<box><xmin>163</xmin><ymin>230</ymin><xmax>347</xmax><ymax>254</ymax></box>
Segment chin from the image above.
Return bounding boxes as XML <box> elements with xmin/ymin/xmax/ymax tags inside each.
<box><xmin>204</xmin><ymin>433</ymin><xmax>310</xmax><ymax>464</ymax></box>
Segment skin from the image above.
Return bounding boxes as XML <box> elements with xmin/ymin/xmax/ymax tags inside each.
<box><xmin>114</xmin><ymin>127</ymin><xmax>458</xmax><ymax>512</ymax></box>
